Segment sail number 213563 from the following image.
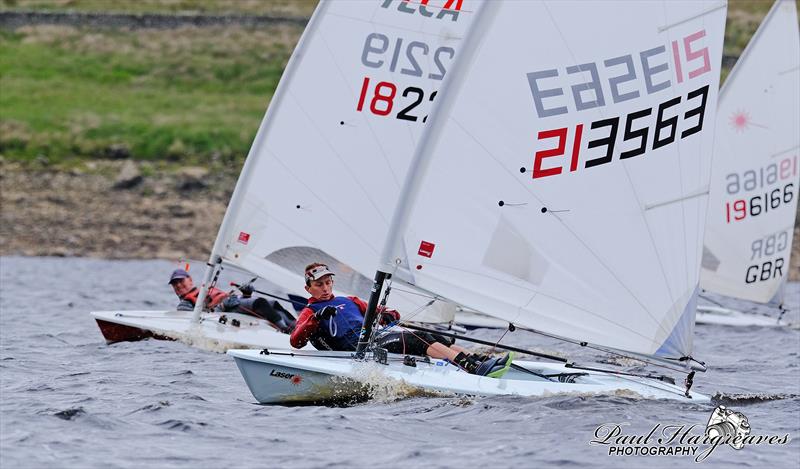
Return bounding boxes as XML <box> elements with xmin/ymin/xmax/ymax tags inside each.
<box><xmin>528</xmin><ymin>29</ymin><xmax>714</xmax><ymax>180</ymax></box>
<box><xmin>532</xmin><ymin>85</ymin><xmax>709</xmax><ymax>179</ymax></box>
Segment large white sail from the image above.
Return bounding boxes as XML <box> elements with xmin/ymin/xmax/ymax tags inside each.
<box><xmin>383</xmin><ymin>1</ymin><xmax>727</xmax><ymax>359</ymax></box>
<box><xmin>207</xmin><ymin>0</ymin><xmax>481</xmax><ymax>321</ymax></box>
<box><xmin>700</xmin><ymin>0</ymin><xmax>800</xmax><ymax>305</ymax></box>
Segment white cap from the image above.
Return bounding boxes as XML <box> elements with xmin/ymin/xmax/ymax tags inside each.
<box><xmin>305</xmin><ymin>265</ymin><xmax>335</xmax><ymax>283</ymax></box>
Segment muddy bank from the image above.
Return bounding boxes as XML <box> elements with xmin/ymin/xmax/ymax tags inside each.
<box><xmin>0</xmin><ymin>161</ymin><xmax>235</xmax><ymax>261</ymax></box>
<box><xmin>1</xmin><ymin>162</ymin><xmax>799</xmax><ymax>282</ymax></box>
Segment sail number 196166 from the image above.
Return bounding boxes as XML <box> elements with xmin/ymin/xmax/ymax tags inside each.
<box><xmin>724</xmin><ymin>156</ymin><xmax>797</xmax><ymax>223</ymax></box>
<box><xmin>725</xmin><ymin>184</ymin><xmax>795</xmax><ymax>223</ymax></box>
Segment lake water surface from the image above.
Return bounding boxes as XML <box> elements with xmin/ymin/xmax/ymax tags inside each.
<box><xmin>1</xmin><ymin>256</ymin><xmax>798</xmax><ymax>468</ymax></box>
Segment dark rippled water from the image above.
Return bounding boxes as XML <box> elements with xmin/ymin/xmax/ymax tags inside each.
<box><xmin>1</xmin><ymin>256</ymin><xmax>798</xmax><ymax>468</ymax></box>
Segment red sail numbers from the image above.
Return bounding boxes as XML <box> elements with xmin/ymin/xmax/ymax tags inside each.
<box><xmin>528</xmin><ymin>29</ymin><xmax>714</xmax><ymax>181</ymax></box>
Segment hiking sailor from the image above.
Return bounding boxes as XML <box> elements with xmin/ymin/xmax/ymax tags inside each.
<box><xmin>168</xmin><ymin>268</ymin><xmax>296</xmax><ymax>333</ymax></box>
<box><xmin>290</xmin><ymin>263</ymin><xmax>513</xmax><ymax>377</ymax></box>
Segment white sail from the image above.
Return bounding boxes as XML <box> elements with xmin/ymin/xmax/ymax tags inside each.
<box><xmin>383</xmin><ymin>1</ymin><xmax>727</xmax><ymax>359</ymax></box>
<box><xmin>208</xmin><ymin>0</ymin><xmax>481</xmax><ymax>322</ymax></box>
<box><xmin>700</xmin><ymin>0</ymin><xmax>800</xmax><ymax>305</ymax></box>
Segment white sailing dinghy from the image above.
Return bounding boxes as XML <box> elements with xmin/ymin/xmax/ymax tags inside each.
<box><xmin>91</xmin><ymin>270</ymin><xmax>312</xmax><ymax>351</ymax></box>
<box><xmin>698</xmin><ymin>0</ymin><xmax>799</xmax><ymax>327</ymax></box>
<box><xmin>229</xmin><ymin>0</ymin><xmax>727</xmax><ymax>404</ymax></box>
<box><xmin>91</xmin><ymin>0</ymin><xmax>480</xmax><ymax>350</ymax></box>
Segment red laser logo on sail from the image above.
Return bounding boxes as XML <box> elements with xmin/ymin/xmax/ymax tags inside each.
<box><xmin>729</xmin><ymin>109</ymin><xmax>751</xmax><ymax>132</ymax></box>
<box><xmin>418</xmin><ymin>241</ymin><xmax>435</xmax><ymax>258</ymax></box>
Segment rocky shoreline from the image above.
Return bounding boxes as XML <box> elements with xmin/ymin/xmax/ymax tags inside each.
<box><xmin>1</xmin><ymin>161</ymin><xmax>798</xmax><ymax>282</ymax></box>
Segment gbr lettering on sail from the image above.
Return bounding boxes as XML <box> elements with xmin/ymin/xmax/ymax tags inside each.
<box><xmin>527</xmin><ymin>30</ymin><xmax>713</xmax><ymax>179</ymax></box>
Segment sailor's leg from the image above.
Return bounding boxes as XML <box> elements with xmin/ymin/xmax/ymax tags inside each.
<box><xmin>426</xmin><ymin>341</ymin><xmax>460</xmax><ymax>361</ymax></box>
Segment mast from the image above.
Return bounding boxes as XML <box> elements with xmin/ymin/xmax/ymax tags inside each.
<box><xmin>191</xmin><ymin>0</ymin><xmax>331</xmax><ymax>322</ymax></box>
<box><xmin>356</xmin><ymin>0</ymin><xmax>497</xmax><ymax>355</ymax></box>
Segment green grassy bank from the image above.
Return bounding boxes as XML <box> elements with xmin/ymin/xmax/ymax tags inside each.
<box><xmin>0</xmin><ymin>0</ymin><xmax>776</xmax><ymax>166</ymax></box>
<box><xmin>1</xmin><ymin>0</ymin><xmax>317</xmax><ymax>16</ymax></box>
<box><xmin>0</xmin><ymin>22</ymin><xmax>302</xmax><ymax>164</ymax></box>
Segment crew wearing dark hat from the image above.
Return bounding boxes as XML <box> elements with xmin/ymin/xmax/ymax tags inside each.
<box><xmin>168</xmin><ymin>269</ymin><xmax>228</xmax><ymax>312</ymax></box>
<box><xmin>168</xmin><ymin>268</ymin><xmax>191</xmax><ymax>284</ymax></box>
<box><xmin>167</xmin><ymin>269</ymin><xmax>296</xmax><ymax>333</ymax></box>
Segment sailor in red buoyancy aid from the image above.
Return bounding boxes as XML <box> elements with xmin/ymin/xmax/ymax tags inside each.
<box><xmin>169</xmin><ymin>268</ymin><xmax>228</xmax><ymax>311</ymax></box>
<box><xmin>168</xmin><ymin>269</ymin><xmax>295</xmax><ymax>333</ymax></box>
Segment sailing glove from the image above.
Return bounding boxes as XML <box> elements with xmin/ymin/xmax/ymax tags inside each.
<box><xmin>238</xmin><ymin>283</ymin><xmax>254</xmax><ymax>297</ymax></box>
<box><xmin>378</xmin><ymin>309</ymin><xmax>401</xmax><ymax>325</ymax></box>
<box><xmin>314</xmin><ymin>305</ymin><xmax>338</xmax><ymax>321</ymax></box>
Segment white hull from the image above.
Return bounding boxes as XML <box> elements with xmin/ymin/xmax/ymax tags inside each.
<box><xmin>91</xmin><ymin>310</ymin><xmax>310</xmax><ymax>352</ymax></box>
<box><xmin>228</xmin><ymin>349</ymin><xmax>708</xmax><ymax>405</ymax></box>
<box><xmin>695</xmin><ymin>305</ymin><xmax>784</xmax><ymax>327</ymax></box>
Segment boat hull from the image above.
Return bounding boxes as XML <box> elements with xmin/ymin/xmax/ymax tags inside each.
<box><xmin>91</xmin><ymin>310</ymin><xmax>310</xmax><ymax>352</ymax></box>
<box><xmin>696</xmin><ymin>305</ymin><xmax>784</xmax><ymax>327</ymax></box>
<box><xmin>232</xmin><ymin>351</ymin><xmax>371</xmax><ymax>405</ymax></box>
<box><xmin>228</xmin><ymin>349</ymin><xmax>709</xmax><ymax>405</ymax></box>
<box><xmin>95</xmin><ymin>318</ymin><xmax>174</xmax><ymax>343</ymax></box>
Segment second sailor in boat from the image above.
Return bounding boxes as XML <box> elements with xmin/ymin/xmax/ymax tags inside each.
<box><xmin>290</xmin><ymin>263</ymin><xmax>513</xmax><ymax>377</ymax></box>
<box><xmin>168</xmin><ymin>268</ymin><xmax>296</xmax><ymax>333</ymax></box>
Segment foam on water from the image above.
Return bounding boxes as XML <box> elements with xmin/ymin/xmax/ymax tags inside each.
<box><xmin>348</xmin><ymin>361</ymin><xmax>456</xmax><ymax>403</ymax></box>
<box><xmin>539</xmin><ymin>388</ymin><xmax>647</xmax><ymax>401</ymax></box>
<box><xmin>712</xmin><ymin>392</ymin><xmax>800</xmax><ymax>405</ymax></box>
<box><xmin>173</xmin><ymin>327</ymin><xmax>239</xmax><ymax>354</ymax></box>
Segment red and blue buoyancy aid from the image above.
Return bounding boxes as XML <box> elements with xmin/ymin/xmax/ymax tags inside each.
<box><xmin>307</xmin><ymin>296</ymin><xmax>365</xmax><ymax>351</ymax></box>
<box><xmin>181</xmin><ymin>287</ymin><xmax>228</xmax><ymax>310</ymax></box>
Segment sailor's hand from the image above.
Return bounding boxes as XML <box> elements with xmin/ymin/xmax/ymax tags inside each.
<box><xmin>238</xmin><ymin>283</ymin><xmax>254</xmax><ymax>297</ymax></box>
<box><xmin>314</xmin><ymin>305</ymin><xmax>338</xmax><ymax>321</ymax></box>
<box><xmin>378</xmin><ymin>308</ymin><xmax>400</xmax><ymax>325</ymax></box>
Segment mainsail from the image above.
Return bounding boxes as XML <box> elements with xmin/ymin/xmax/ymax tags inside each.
<box><xmin>381</xmin><ymin>1</ymin><xmax>728</xmax><ymax>359</ymax></box>
<box><xmin>700</xmin><ymin>0</ymin><xmax>800</xmax><ymax>305</ymax></box>
<box><xmin>197</xmin><ymin>0</ymin><xmax>480</xmax><ymax>322</ymax></box>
